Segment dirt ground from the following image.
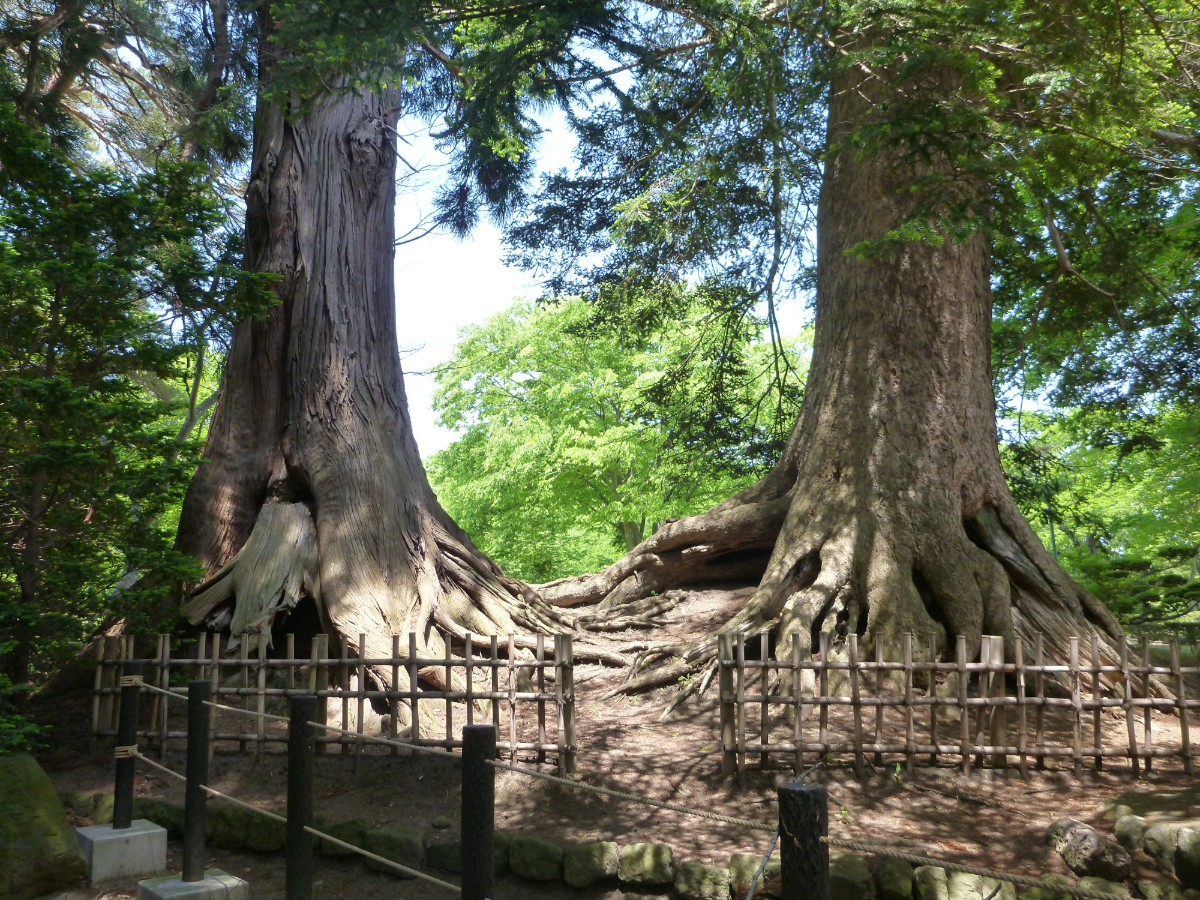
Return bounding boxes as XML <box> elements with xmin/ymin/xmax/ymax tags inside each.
<box><xmin>30</xmin><ymin>590</ymin><xmax>1200</xmax><ymax>899</ymax></box>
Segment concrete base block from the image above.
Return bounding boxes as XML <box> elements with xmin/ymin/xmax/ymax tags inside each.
<box><xmin>136</xmin><ymin>870</ymin><xmax>250</xmax><ymax>900</ymax></box>
<box><xmin>75</xmin><ymin>819</ymin><xmax>168</xmax><ymax>883</ymax></box>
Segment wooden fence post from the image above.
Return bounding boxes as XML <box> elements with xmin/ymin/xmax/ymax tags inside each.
<box><xmin>556</xmin><ymin>633</ymin><xmax>576</xmax><ymax>775</ymax></box>
<box><xmin>778</xmin><ymin>781</ymin><xmax>829</xmax><ymax>900</ymax></box>
<box><xmin>112</xmin><ymin>660</ymin><xmax>143</xmax><ymax>830</ymax></box>
<box><xmin>462</xmin><ymin>725</ymin><xmax>497</xmax><ymax>900</ymax></box>
<box><xmin>719</xmin><ymin>633</ymin><xmax>736</xmax><ymax>777</ymax></box>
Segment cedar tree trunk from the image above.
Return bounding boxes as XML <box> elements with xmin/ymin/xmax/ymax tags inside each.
<box><xmin>542</xmin><ymin>57</ymin><xmax>1123</xmax><ymax>696</ymax></box>
<box><xmin>174</xmin><ymin>37</ymin><xmax>569</xmax><ymax>720</ymax></box>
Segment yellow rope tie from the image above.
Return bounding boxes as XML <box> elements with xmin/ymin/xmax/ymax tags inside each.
<box><xmin>119</xmin><ymin>674</ymin><xmax>145</xmax><ymax>687</ymax></box>
<box><xmin>824</xmin><ymin>836</ymin><xmax>1119</xmax><ymax>900</ymax></box>
<box><xmin>113</xmin><ymin>745</ymin><xmax>138</xmax><ymax>758</ymax></box>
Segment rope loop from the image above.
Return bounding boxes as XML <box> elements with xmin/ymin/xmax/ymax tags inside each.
<box><xmin>113</xmin><ymin>744</ymin><xmax>138</xmax><ymax>758</ymax></box>
<box><xmin>119</xmin><ymin>674</ymin><xmax>144</xmax><ymax>687</ymax></box>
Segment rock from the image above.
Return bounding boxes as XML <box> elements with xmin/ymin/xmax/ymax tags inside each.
<box><xmin>206</xmin><ymin>804</ymin><xmax>285</xmax><ymax>852</ymax></box>
<box><xmin>1075</xmin><ymin>876</ymin><xmax>1131</xmax><ymax>898</ymax></box>
<box><xmin>619</xmin><ymin>843</ymin><xmax>676</xmax><ymax>886</ymax></box>
<box><xmin>914</xmin><ymin>866</ymin><xmax>948</xmax><ymax>900</ymax></box>
<box><xmin>89</xmin><ymin>792</ymin><xmax>114</xmax><ymax>826</ymax></box>
<box><xmin>58</xmin><ymin>791</ymin><xmax>96</xmax><ymax>817</ymax></box>
<box><xmin>729</xmin><ymin>852</ymin><xmax>780</xmax><ymax>898</ymax></box>
<box><xmin>425</xmin><ymin>838</ymin><xmax>461</xmax><ymax>873</ymax></box>
<box><xmin>1184</xmin><ymin>890</ymin><xmax>1200</xmax><ymax>900</ymax></box>
<box><xmin>1113</xmin><ymin>815</ymin><xmax>1146</xmax><ymax>853</ymax></box>
<box><xmin>511</xmin><ymin>835</ymin><xmax>565</xmax><ymax>881</ymax></box>
<box><xmin>946</xmin><ymin>873</ymin><xmax>1015</xmax><ymax>900</ymax></box>
<box><xmin>362</xmin><ymin>826</ymin><xmax>424</xmax><ymax>878</ymax></box>
<box><xmin>830</xmin><ymin>853</ymin><xmax>875</xmax><ymax>900</ymax></box>
<box><xmin>565</xmin><ymin>842</ymin><xmax>619</xmax><ymax>888</ymax></box>
<box><xmin>1102</xmin><ymin>803</ymin><xmax>1136</xmax><ymax>822</ymax></box>
<box><xmin>674</xmin><ymin>860</ymin><xmax>730</xmax><ymax>900</ymax></box>
<box><xmin>1139</xmin><ymin>880</ymin><xmax>1183</xmax><ymax>900</ymax></box>
<box><xmin>1146</xmin><ymin>823</ymin><xmax>1182</xmax><ymax>874</ymax></box>
<box><xmin>875</xmin><ymin>857</ymin><xmax>914</xmax><ymax>900</ymax></box>
<box><xmin>318</xmin><ymin>817</ymin><xmax>369</xmax><ymax>856</ymax></box>
<box><xmin>432</xmin><ymin>815</ymin><xmax>453</xmax><ymax>829</ymax></box>
<box><xmin>131</xmin><ymin>798</ymin><xmax>185</xmax><ymax>840</ymax></box>
<box><xmin>0</xmin><ymin>751</ymin><xmax>87</xmax><ymax>900</ymax></box>
<box><xmin>1177</xmin><ymin>827</ymin><xmax>1200</xmax><ymax>889</ymax></box>
<box><xmin>1045</xmin><ymin>818</ymin><xmax>1133</xmax><ymax>881</ymax></box>
<box><xmin>1016</xmin><ymin>874</ymin><xmax>1071</xmax><ymax>900</ymax></box>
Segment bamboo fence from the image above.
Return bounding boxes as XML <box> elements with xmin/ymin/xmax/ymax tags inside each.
<box><xmin>718</xmin><ymin>630</ymin><xmax>1200</xmax><ymax>780</ymax></box>
<box><xmin>93</xmin><ymin>629</ymin><xmax>577</xmax><ymax>774</ymax></box>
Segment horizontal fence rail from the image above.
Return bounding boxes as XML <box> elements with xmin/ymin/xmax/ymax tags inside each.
<box><xmin>92</xmin><ymin>629</ymin><xmax>576</xmax><ymax>774</ymax></box>
<box><xmin>719</xmin><ymin>630</ymin><xmax>1200</xmax><ymax>779</ymax></box>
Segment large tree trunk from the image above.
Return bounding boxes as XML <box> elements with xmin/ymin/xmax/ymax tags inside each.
<box><xmin>174</xmin><ymin>27</ymin><xmax>570</xmax><ymax>720</ymax></box>
<box><xmin>544</xmin><ymin>56</ymin><xmax>1122</xmax><ymax>694</ymax></box>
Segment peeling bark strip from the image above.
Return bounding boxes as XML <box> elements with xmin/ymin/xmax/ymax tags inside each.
<box><xmin>547</xmin><ymin>50</ymin><xmax>1121</xmax><ymax>700</ymax></box>
<box><xmin>175</xmin><ymin>13</ymin><xmax>570</xmax><ymax>716</ymax></box>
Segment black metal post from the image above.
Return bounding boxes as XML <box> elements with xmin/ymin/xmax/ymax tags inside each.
<box><xmin>183</xmin><ymin>680</ymin><xmax>211</xmax><ymax>882</ymax></box>
<box><xmin>112</xmin><ymin>659</ymin><xmax>143</xmax><ymax>830</ymax></box>
<box><xmin>778</xmin><ymin>781</ymin><xmax>829</xmax><ymax>900</ymax></box>
<box><xmin>462</xmin><ymin>724</ymin><xmax>496</xmax><ymax>900</ymax></box>
<box><xmin>285</xmin><ymin>695</ymin><xmax>316</xmax><ymax>900</ymax></box>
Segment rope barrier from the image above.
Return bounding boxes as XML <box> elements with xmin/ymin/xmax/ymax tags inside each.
<box><xmin>127</xmin><ymin>751</ymin><xmax>462</xmax><ymax>894</ymax></box>
<box><xmin>824</xmin><ymin>836</ymin><xmax>1118</xmax><ymax>900</ymax></box>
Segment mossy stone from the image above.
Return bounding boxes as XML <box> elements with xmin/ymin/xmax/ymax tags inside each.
<box><xmin>0</xmin><ymin>751</ymin><xmax>87</xmax><ymax>900</ymax></box>
<box><xmin>619</xmin><ymin>842</ymin><xmax>675</xmax><ymax>886</ymax></box>
<box><xmin>674</xmin><ymin>860</ymin><xmax>730</xmax><ymax>900</ymax></box>
<box><xmin>510</xmin><ymin>834</ymin><xmax>565</xmax><ymax>881</ymax></box>
<box><xmin>565</xmin><ymin>841</ymin><xmax>619</xmax><ymax>888</ymax></box>
<box><xmin>831</xmin><ymin>852</ymin><xmax>875</xmax><ymax>900</ymax></box>
<box><xmin>1076</xmin><ymin>876</ymin><xmax>1131</xmax><ymax>898</ymax></box>
<box><xmin>131</xmin><ymin>798</ymin><xmax>186</xmax><ymax>840</ymax></box>
<box><xmin>317</xmin><ymin>817</ymin><xmax>369</xmax><ymax>856</ymax></box>
<box><xmin>362</xmin><ymin>826</ymin><xmax>424</xmax><ymax>878</ymax></box>
<box><xmin>876</xmin><ymin>857</ymin><xmax>914</xmax><ymax>900</ymax></box>
<box><xmin>90</xmin><ymin>791</ymin><xmax>114</xmax><ymax>825</ymax></box>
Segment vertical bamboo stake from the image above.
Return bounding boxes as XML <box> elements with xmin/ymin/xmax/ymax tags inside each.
<box><xmin>443</xmin><ymin>632</ymin><xmax>453</xmax><ymax>748</ymax></box>
<box><xmin>536</xmin><ymin>634</ymin><xmax>546</xmax><ymax>764</ymax></box>
<box><xmin>1015</xmin><ymin>636</ymin><xmax>1027</xmax><ymax>779</ymax></box>
<box><xmin>818</xmin><ymin>632</ymin><xmax>829</xmax><ymax>754</ymax></box>
<box><xmin>91</xmin><ymin>638</ymin><xmax>106</xmax><ymax>751</ymax></box>
<box><xmin>560</xmin><ymin>634</ymin><xmax>576</xmax><ymax>775</ymax></box>
<box><xmin>1121</xmin><ymin>640</ymin><xmax>1139</xmax><ymax>776</ymax></box>
<box><xmin>760</xmin><ymin>632</ymin><xmax>771</xmax><ymax>769</ymax></box>
<box><xmin>256</xmin><ymin>635</ymin><xmax>267</xmax><ymax>763</ymax></box>
<box><xmin>340</xmin><ymin>636</ymin><xmax>350</xmax><ymax>751</ymax></box>
<box><xmin>990</xmin><ymin>637</ymin><xmax>1007</xmax><ymax>768</ymax></box>
<box><xmin>209</xmin><ymin>633</ymin><xmax>221</xmax><ymax>763</ymax></box>
<box><xmin>719</xmin><ymin>633</ymin><xmax>736</xmax><ymax>777</ymax></box>
<box><xmin>958</xmin><ymin>635</ymin><xmax>970</xmax><ymax>776</ymax></box>
<box><xmin>792</xmin><ymin>632</ymin><xmax>804</xmax><ymax>775</ymax></box>
<box><xmin>736</xmin><ymin>635</ymin><xmax>747</xmax><ymax>783</ymax></box>
<box><xmin>390</xmin><ymin>634</ymin><xmax>400</xmax><ymax>756</ymax></box>
<box><xmin>1035</xmin><ymin>633</ymin><xmax>1046</xmax><ymax>770</ymax></box>
<box><xmin>355</xmin><ymin>633</ymin><xmax>366</xmax><ymax>769</ymax></box>
<box><xmin>160</xmin><ymin>634</ymin><xmax>173</xmax><ymax>758</ymax></box>
<box><xmin>465</xmin><ymin>633</ymin><xmax>475</xmax><ymax>728</ymax></box>
<box><xmin>875</xmin><ymin>638</ymin><xmax>886</xmax><ymax>767</ymax></box>
<box><xmin>196</xmin><ymin>633</ymin><xmax>207</xmax><ymax>682</ymax></box>
<box><xmin>1091</xmin><ymin>634</ymin><xmax>1103</xmax><ymax>771</ymax></box>
<box><xmin>150</xmin><ymin>634</ymin><xmax>165</xmax><ymax>754</ymax></box>
<box><xmin>286</xmin><ymin>633</ymin><xmax>295</xmax><ymax>691</ymax></box>
<box><xmin>239</xmin><ymin>638</ymin><xmax>250</xmax><ymax>753</ymax></box>
<box><xmin>1070</xmin><ymin>637</ymin><xmax>1082</xmax><ymax>778</ymax></box>
<box><xmin>1142</xmin><ymin>635</ymin><xmax>1153</xmax><ymax>772</ymax></box>
<box><xmin>849</xmin><ymin>634</ymin><xmax>865</xmax><ymax>780</ymax></box>
<box><xmin>314</xmin><ymin>633</ymin><xmax>329</xmax><ymax>754</ymax></box>
<box><xmin>928</xmin><ymin>633</ymin><xmax>938</xmax><ymax>766</ymax></box>
<box><xmin>490</xmin><ymin>635</ymin><xmax>500</xmax><ymax>732</ymax></box>
<box><xmin>904</xmin><ymin>633</ymin><xmax>914</xmax><ymax>778</ymax></box>
<box><xmin>1171</xmin><ymin>639</ymin><xmax>1193</xmax><ymax>776</ymax></box>
<box><xmin>409</xmin><ymin>633</ymin><xmax>421</xmax><ymax>749</ymax></box>
<box><xmin>507</xmin><ymin>634</ymin><xmax>517</xmax><ymax>761</ymax></box>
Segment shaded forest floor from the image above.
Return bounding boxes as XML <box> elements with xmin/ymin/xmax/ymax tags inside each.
<box><xmin>30</xmin><ymin>589</ymin><xmax>1200</xmax><ymax>899</ymax></box>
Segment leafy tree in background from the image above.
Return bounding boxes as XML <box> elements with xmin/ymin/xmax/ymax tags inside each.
<box><xmin>427</xmin><ymin>292</ymin><xmax>810</xmax><ymax>582</ymax></box>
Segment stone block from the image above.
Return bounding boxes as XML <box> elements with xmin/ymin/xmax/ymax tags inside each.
<box><xmin>131</xmin><ymin>799</ymin><xmax>186</xmax><ymax>841</ymax></box>
<box><xmin>913</xmin><ymin>866</ymin><xmax>947</xmax><ymax>900</ymax></box>
<box><xmin>946</xmin><ymin>873</ymin><xmax>1015</xmax><ymax>900</ymax></box>
<box><xmin>1146</xmin><ymin>823</ymin><xmax>1182</xmax><ymax>875</ymax></box>
<box><xmin>729</xmin><ymin>852</ymin><xmax>780</xmax><ymax>897</ymax></box>
<box><xmin>619</xmin><ymin>843</ymin><xmax>675</xmax><ymax>886</ymax></box>
<box><xmin>1178</xmin><ymin>826</ymin><xmax>1200</xmax><ymax>890</ymax></box>
<box><xmin>75</xmin><ymin>820</ymin><xmax>168</xmax><ymax>883</ymax></box>
<box><xmin>831</xmin><ymin>853</ymin><xmax>875</xmax><ymax>900</ymax></box>
<box><xmin>1016</xmin><ymin>874</ymin><xmax>1071</xmax><ymax>900</ymax></box>
<box><xmin>136</xmin><ymin>869</ymin><xmax>249</xmax><ymax>900</ymax></box>
<box><xmin>90</xmin><ymin>793</ymin><xmax>114</xmax><ymax>826</ymax></box>
<box><xmin>1139</xmin><ymin>880</ymin><xmax>1184</xmax><ymax>900</ymax></box>
<box><xmin>1075</xmin><ymin>876</ymin><xmax>1131</xmax><ymax>898</ymax></box>
<box><xmin>1113</xmin><ymin>815</ymin><xmax>1146</xmax><ymax>853</ymax></box>
<box><xmin>674</xmin><ymin>860</ymin><xmax>730</xmax><ymax>900</ymax></box>
<box><xmin>362</xmin><ymin>826</ymin><xmax>424</xmax><ymax>878</ymax></box>
<box><xmin>565</xmin><ymin>842</ymin><xmax>619</xmax><ymax>888</ymax></box>
<box><xmin>511</xmin><ymin>834</ymin><xmax>565</xmax><ymax>881</ymax></box>
<box><xmin>875</xmin><ymin>857</ymin><xmax>914</xmax><ymax>900</ymax></box>
<box><xmin>1</xmin><ymin>751</ymin><xmax>87</xmax><ymax>900</ymax></box>
<box><xmin>1045</xmin><ymin>818</ymin><xmax>1132</xmax><ymax>881</ymax></box>
<box><xmin>317</xmin><ymin>817</ymin><xmax>369</xmax><ymax>856</ymax></box>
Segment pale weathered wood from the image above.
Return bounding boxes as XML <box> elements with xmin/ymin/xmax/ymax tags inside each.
<box><xmin>391</xmin><ymin>633</ymin><xmax>400</xmax><ymax>755</ymax></box>
<box><xmin>507</xmin><ymin>634</ymin><xmax>517</xmax><ymax>760</ymax></box>
<box><xmin>490</xmin><ymin>635</ymin><xmax>500</xmax><ymax>732</ymax></box>
<box><xmin>1143</xmin><ymin>635</ymin><xmax>1154</xmax><ymax>772</ymax></box>
<box><xmin>1015</xmin><ymin>636</ymin><xmax>1027</xmax><ymax>779</ymax></box>
<box><xmin>444</xmin><ymin>631</ymin><xmax>453</xmax><ymax>749</ymax></box>
<box><xmin>1171</xmin><ymin>639</ymin><xmax>1193</xmax><ymax>776</ymax></box>
<box><xmin>1091</xmin><ymin>634</ymin><xmax>1103</xmax><ymax>771</ymax></box>
<box><xmin>793</xmin><ymin>631</ymin><xmax>804</xmax><ymax>775</ymax></box>
<box><xmin>209</xmin><ymin>633</ymin><xmax>221</xmax><ymax>762</ymax></box>
<box><xmin>1120</xmin><ymin>640</ymin><xmax>1139</xmax><ymax>775</ymax></box>
<box><xmin>536</xmin><ymin>634</ymin><xmax>546</xmax><ymax>764</ymax></box>
<box><xmin>1070</xmin><ymin>637</ymin><xmax>1082</xmax><ymax>778</ymax></box>
<box><xmin>958</xmin><ymin>635</ymin><xmax>970</xmax><ymax>776</ymax></box>
<box><xmin>850</xmin><ymin>634</ymin><xmax>865</xmax><ymax>780</ymax></box>
<box><xmin>904</xmin><ymin>633</ymin><xmax>914</xmax><ymax>778</ymax></box>
<box><xmin>719</xmin><ymin>633</ymin><xmax>736</xmax><ymax>776</ymax></box>
<box><xmin>928</xmin><ymin>632</ymin><xmax>938</xmax><ymax>766</ymax></box>
<box><xmin>465</xmin><ymin>632</ymin><xmax>475</xmax><ymax>728</ymax></box>
<box><xmin>158</xmin><ymin>634</ymin><xmax>171</xmax><ymax>759</ymax></box>
<box><xmin>286</xmin><ymin>633</ymin><xmax>295</xmax><ymax>690</ymax></box>
<box><xmin>1035</xmin><ymin>633</ymin><xmax>1046</xmax><ymax>770</ymax></box>
<box><xmin>409</xmin><ymin>632</ymin><xmax>420</xmax><ymax>749</ymax></box>
<box><xmin>240</xmin><ymin>638</ymin><xmax>251</xmax><ymax>753</ymax></box>
<box><xmin>736</xmin><ymin>635</ymin><xmax>747</xmax><ymax>783</ymax></box>
<box><xmin>257</xmin><ymin>635</ymin><xmax>268</xmax><ymax>762</ymax></box>
<box><xmin>760</xmin><ymin>632</ymin><xmax>771</xmax><ymax>769</ymax></box>
<box><xmin>819</xmin><ymin>632</ymin><xmax>830</xmax><ymax>753</ymax></box>
<box><xmin>990</xmin><ymin>636</ymin><xmax>1006</xmax><ymax>768</ymax></box>
<box><xmin>874</xmin><ymin>638</ymin><xmax>884</xmax><ymax>768</ymax></box>
<box><xmin>355</xmin><ymin>632</ymin><xmax>366</xmax><ymax>769</ymax></box>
